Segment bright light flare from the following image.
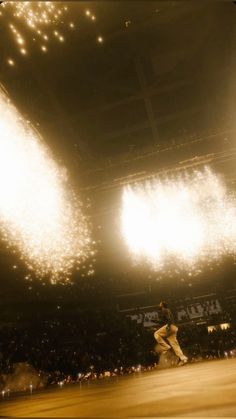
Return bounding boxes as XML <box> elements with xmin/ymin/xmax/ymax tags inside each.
<box><xmin>0</xmin><ymin>88</ymin><xmax>92</xmax><ymax>283</ymax></box>
<box><xmin>121</xmin><ymin>168</ymin><xmax>236</xmax><ymax>271</ymax></box>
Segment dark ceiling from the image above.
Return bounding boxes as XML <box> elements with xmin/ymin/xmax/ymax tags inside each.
<box><xmin>1</xmin><ymin>1</ymin><xmax>235</xmax><ymax>179</ymax></box>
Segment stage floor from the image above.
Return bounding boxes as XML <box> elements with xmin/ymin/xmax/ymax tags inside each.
<box><xmin>1</xmin><ymin>358</ymin><xmax>236</xmax><ymax>417</ymax></box>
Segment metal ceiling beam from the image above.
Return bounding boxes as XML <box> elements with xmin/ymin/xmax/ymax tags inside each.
<box><xmin>135</xmin><ymin>58</ymin><xmax>159</xmax><ymax>143</ymax></box>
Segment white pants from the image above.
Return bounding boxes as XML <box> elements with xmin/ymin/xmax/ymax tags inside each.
<box><xmin>154</xmin><ymin>324</ymin><xmax>186</xmax><ymax>361</ymax></box>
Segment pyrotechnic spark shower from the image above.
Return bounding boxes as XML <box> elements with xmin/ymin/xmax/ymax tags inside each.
<box><xmin>0</xmin><ymin>87</ymin><xmax>92</xmax><ymax>283</ymax></box>
<box><xmin>0</xmin><ymin>1</ymin><xmax>102</xmax><ymax>65</ymax></box>
<box><xmin>121</xmin><ymin>168</ymin><xmax>236</xmax><ymax>271</ymax></box>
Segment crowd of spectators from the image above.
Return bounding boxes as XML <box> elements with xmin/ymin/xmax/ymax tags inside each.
<box><xmin>0</xmin><ymin>310</ymin><xmax>155</xmax><ymax>389</ymax></box>
<box><xmin>1</xmin><ymin>303</ymin><xmax>236</xmax><ymax>394</ymax></box>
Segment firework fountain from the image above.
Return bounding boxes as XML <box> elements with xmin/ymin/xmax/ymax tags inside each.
<box><xmin>121</xmin><ymin>168</ymin><xmax>236</xmax><ymax>272</ymax></box>
<box><xmin>0</xmin><ymin>86</ymin><xmax>92</xmax><ymax>283</ymax></box>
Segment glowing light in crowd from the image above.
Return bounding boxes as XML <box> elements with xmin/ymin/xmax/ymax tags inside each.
<box><xmin>121</xmin><ymin>168</ymin><xmax>236</xmax><ymax>271</ymax></box>
<box><xmin>0</xmin><ymin>87</ymin><xmax>92</xmax><ymax>283</ymax></box>
<box><xmin>0</xmin><ymin>1</ymin><xmax>102</xmax><ymax>65</ymax></box>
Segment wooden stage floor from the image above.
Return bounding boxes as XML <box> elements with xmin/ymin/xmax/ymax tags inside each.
<box><xmin>1</xmin><ymin>358</ymin><xmax>236</xmax><ymax>417</ymax></box>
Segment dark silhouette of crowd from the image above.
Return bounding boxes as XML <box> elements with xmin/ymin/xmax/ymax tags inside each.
<box><xmin>0</xmin><ymin>310</ymin><xmax>155</xmax><ymax>384</ymax></box>
<box><xmin>1</xmin><ymin>300</ymin><xmax>236</xmax><ymax>393</ymax></box>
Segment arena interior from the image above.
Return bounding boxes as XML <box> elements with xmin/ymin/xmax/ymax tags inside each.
<box><xmin>0</xmin><ymin>1</ymin><xmax>236</xmax><ymax>417</ymax></box>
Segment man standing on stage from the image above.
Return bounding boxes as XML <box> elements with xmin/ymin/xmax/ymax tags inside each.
<box><xmin>154</xmin><ymin>301</ymin><xmax>188</xmax><ymax>366</ymax></box>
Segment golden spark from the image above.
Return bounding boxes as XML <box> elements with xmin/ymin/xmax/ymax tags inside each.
<box><xmin>0</xmin><ymin>1</ymin><xmax>102</xmax><ymax>64</ymax></box>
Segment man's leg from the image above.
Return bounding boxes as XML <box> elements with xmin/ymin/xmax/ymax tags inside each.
<box><xmin>154</xmin><ymin>325</ymin><xmax>171</xmax><ymax>354</ymax></box>
<box><xmin>167</xmin><ymin>325</ymin><xmax>187</xmax><ymax>362</ymax></box>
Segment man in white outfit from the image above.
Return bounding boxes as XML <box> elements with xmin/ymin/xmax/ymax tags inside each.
<box><xmin>154</xmin><ymin>301</ymin><xmax>188</xmax><ymax>366</ymax></box>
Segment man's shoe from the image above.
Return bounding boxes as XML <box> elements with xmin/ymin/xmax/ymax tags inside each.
<box><xmin>178</xmin><ymin>356</ymin><xmax>188</xmax><ymax>366</ymax></box>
